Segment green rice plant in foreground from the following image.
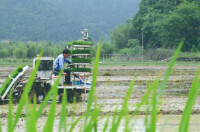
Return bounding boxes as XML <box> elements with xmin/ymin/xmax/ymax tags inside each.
<box><xmin>179</xmin><ymin>68</ymin><xmax>200</xmax><ymax>132</ymax></box>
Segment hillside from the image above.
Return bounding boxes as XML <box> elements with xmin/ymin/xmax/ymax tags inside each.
<box><xmin>0</xmin><ymin>0</ymin><xmax>140</xmax><ymax>41</ymax></box>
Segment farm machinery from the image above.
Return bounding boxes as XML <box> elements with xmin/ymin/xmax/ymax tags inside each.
<box><xmin>0</xmin><ymin>56</ymin><xmax>92</xmax><ymax>104</ymax></box>
<box><xmin>0</xmin><ymin>29</ymin><xmax>93</xmax><ymax>104</ymax></box>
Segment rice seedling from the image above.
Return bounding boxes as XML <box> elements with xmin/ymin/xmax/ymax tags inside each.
<box><xmin>70</xmin><ymin>68</ymin><xmax>91</xmax><ymax>72</ymax></box>
<box><xmin>72</xmin><ymin>41</ymin><xmax>93</xmax><ymax>45</ymax></box>
<box><xmin>0</xmin><ymin>66</ymin><xmax>23</xmax><ymax>96</ymax></box>
<box><xmin>179</xmin><ymin>68</ymin><xmax>200</xmax><ymax>132</ymax></box>
<box><xmin>8</xmin><ymin>91</ymin><xmax>13</xmax><ymax>132</ymax></box>
<box><xmin>71</xmin><ymin>58</ymin><xmax>92</xmax><ymax>63</ymax></box>
<box><xmin>71</xmin><ymin>49</ymin><xmax>91</xmax><ymax>54</ymax></box>
<box><xmin>59</xmin><ymin>89</ymin><xmax>67</xmax><ymax>132</ymax></box>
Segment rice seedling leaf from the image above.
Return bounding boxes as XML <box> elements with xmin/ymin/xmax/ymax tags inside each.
<box><xmin>158</xmin><ymin>40</ymin><xmax>183</xmax><ymax>99</ymax></box>
<box><xmin>103</xmin><ymin>116</ymin><xmax>109</xmax><ymax>132</ymax></box>
<box><xmin>179</xmin><ymin>68</ymin><xmax>200</xmax><ymax>132</ymax></box>
<box><xmin>59</xmin><ymin>89</ymin><xmax>67</xmax><ymax>132</ymax></box>
<box><xmin>110</xmin><ymin>77</ymin><xmax>136</xmax><ymax>132</ymax></box>
<box><xmin>69</xmin><ymin>114</ymin><xmax>85</xmax><ymax>132</ymax></box>
<box><xmin>8</xmin><ymin>91</ymin><xmax>13</xmax><ymax>132</ymax></box>
<box><xmin>84</xmin><ymin>42</ymin><xmax>101</xmax><ymax>127</ymax></box>
<box><xmin>43</xmin><ymin>88</ymin><xmax>58</xmax><ymax>132</ymax></box>
<box><xmin>149</xmin><ymin>82</ymin><xmax>158</xmax><ymax>132</ymax></box>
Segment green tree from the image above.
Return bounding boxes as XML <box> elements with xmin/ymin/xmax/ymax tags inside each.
<box><xmin>155</xmin><ymin>2</ymin><xmax>200</xmax><ymax>51</ymax></box>
<box><xmin>101</xmin><ymin>42</ymin><xmax>114</xmax><ymax>56</ymax></box>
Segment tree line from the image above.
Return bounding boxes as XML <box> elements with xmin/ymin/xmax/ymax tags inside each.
<box><xmin>111</xmin><ymin>0</ymin><xmax>200</xmax><ymax>53</ymax></box>
<box><xmin>0</xmin><ymin>41</ymin><xmax>66</xmax><ymax>58</ymax></box>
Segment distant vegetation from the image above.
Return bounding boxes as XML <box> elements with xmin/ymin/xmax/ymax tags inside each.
<box><xmin>0</xmin><ymin>0</ymin><xmax>140</xmax><ymax>42</ymax></box>
<box><xmin>111</xmin><ymin>0</ymin><xmax>200</xmax><ymax>52</ymax></box>
<box><xmin>0</xmin><ymin>41</ymin><xmax>66</xmax><ymax>58</ymax></box>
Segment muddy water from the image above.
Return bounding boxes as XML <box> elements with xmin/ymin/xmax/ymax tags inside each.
<box><xmin>0</xmin><ymin>65</ymin><xmax>200</xmax><ymax>131</ymax></box>
<box><xmin>1</xmin><ymin>114</ymin><xmax>200</xmax><ymax>131</ymax></box>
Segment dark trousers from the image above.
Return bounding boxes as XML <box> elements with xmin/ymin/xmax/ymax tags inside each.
<box><xmin>54</xmin><ymin>69</ymin><xmax>71</xmax><ymax>84</ymax></box>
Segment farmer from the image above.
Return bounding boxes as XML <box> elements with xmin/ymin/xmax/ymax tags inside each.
<box><xmin>54</xmin><ymin>49</ymin><xmax>71</xmax><ymax>84</ymax></box>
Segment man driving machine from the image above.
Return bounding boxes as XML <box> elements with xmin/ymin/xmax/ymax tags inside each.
<box><xmin>54</xmin><ymin>49</ymin><xmax>71</xmax><ymax>84</ymax></box>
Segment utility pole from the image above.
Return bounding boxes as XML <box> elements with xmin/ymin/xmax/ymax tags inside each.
<box><xmin>141</xmin><ymin>28</ymin><xmax>144</xmax><ymax>62</ymax></box>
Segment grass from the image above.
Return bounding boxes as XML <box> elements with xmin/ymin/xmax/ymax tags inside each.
<box><xmin>1</xmin><ymin>40</ymin><xmax>200</xmax><ymax>132</ymax></box>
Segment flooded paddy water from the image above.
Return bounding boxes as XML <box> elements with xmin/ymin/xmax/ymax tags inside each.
<box><xmin>1</xmin><ymin>65</ymin><xmax>200</xmax><ymax>131</ymax></box>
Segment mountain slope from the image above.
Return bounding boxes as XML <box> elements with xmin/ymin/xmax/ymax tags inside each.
<box><xmin>0</xmin><ymin>0</ymin><xmax>140</xmax><ymax>41</ymax></box>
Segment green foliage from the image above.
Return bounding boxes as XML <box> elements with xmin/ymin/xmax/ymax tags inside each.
<box><xmin>71</xmin><ymin>68</ymin><xmax>91</xmax><ymax>72</ymax></box>
<box><xmin>119</xmin><ymin>48</ymin><xmax>132</xmax><ymax>55</ymax></box>
<box><xmin>0</xmin><ymin>66</ymin><xmax>23</xmax><ymax>96</ymax></box>
<box><xmin>101</xmin><ymin>41</ymin><xmax>114</xmax><ymax>56</ymax></box>
<box><xmin>17</xmin><ymin>66</ymin><xmax>23</xmax><ymax>72</ymax></box>
<box><xmin>0</xmin><ymin>78</ymin><xmax>12</xmax><ymax>96</ymax></box>
<box><xmin>111</xmin><ymin>0</ymin><xmax>200</xmax><ymax>51</ymax></box>
<box><xmin>126</xmin><ymin>39</ymin><xmax>140</xmax><ymax>48</ymax></box>
<box><xmin>179</xmin><ymin>68</ymin><xmax>200</xmax><ymax>131</ymax></box>
<box><xmin>84</xmin><ymin>43</ymin><xmax>101</xmax><ymax>129</ymax></box>
<box><xmin>0</xmin><ymin>41</ymin><xmax>65</xmax><ymax>58</ymax></box>
<box><xmin>0</xmin><ymin>0</ymin><xmax>140</xmax><ymax>41</ymax></box>
<box><xmin>71</xmin><ymin>49</ymin><xmax>91</xmax><ymax>54</ymax></box>
<box><xmin>72</xmin><ymin>41</ymin><xmax>93</xmax><ymax>45</ymax></box>
<box><xmin>72</xmin><ymin>58</ymin><xmax>92</xmax><ymax>63</ymax></box>
<box><xmin>155</xmin><ymin>2</ymin><xmax>200</xmax><ymax>51</ymax></box>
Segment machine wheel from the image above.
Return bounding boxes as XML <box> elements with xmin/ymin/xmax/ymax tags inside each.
<box><xmin>67</xmin><ymin>90</ymin><xmax>82</xmax><ymax>103</ymax></box>
<box><xmin>28</xmin><ymin>83</ymin><xmax>49</xmax><ymax>103</ymax></box>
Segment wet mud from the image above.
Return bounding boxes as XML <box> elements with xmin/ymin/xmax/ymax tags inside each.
<box><xmin>0</xmin><ymin>65</ymin><xmax>200</xmax><ymax>131</ymax></box>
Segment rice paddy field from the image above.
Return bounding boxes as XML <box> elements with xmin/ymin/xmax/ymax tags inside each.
<box><xmin>1</xmin><ymin>64</ymin><xmax>200</xmax><ymax>131</ymax></box>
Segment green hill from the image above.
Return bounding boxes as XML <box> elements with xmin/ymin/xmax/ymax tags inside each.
<box><xmin>0</xmin><ymin>0</ymin><xmax>140</xmax><ymax>41</ymax></box>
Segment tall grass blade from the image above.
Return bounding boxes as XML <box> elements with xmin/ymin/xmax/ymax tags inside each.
<box><xmin>132</xmin><ymin>79</ymin><xmax>160</xmax><ymax>117</ymax></box>
<box><xmin>43</xmin><ymin>88</ymin><xmax>58</xmax><ymax>132</ymax></box>
<box><xmin>103</xmin><ymin>116</ymin><xmax>109</xmax><ymax>132</ymax></box>
<box><xmin>129</xmin><ymin>79</ymin><xmax>160</xmax><ymax>131</ymax></box>
<box><xmin>148</xmin><ymin>83</ymin><xmax>158</xmax><ymax>132</ymax></box>
<box><xmin>8</xmin><ymin>91</ymin><xmax>13</xmax><ymax>132</ymax></box>
<box><xmin>69</xmin><ymin>114</ymin><xmax>85</xmax><ymax>132</ymax></box>
<box><xmin>179</xmin><ymin>68</ymin><xmax>200</xmax><ymax>132</ymax></box>
<box><xmin>84</xmin><ymin>107</ymin><xmax>101</xmax><ymax>132</ymax></box>
<box><xmin>12</xmin><ymin>51</ymin><xmax>43</xmax><ymax>130</ymax></box>
<box><xmin>0</xmin><ymin>122</ymin><xmax>1</xmax><ymax>132</ymax></box>
<box><xmin>158</xmin><ymin>40</ymin><xmax>183</xmax><ymax>99</ymax></box>
<box><xmin>25</xmin><ymin>94</ymin><xmax>37</xmax><ymax>132</ymax></box>
<box><xmin>59</xmin><ymin>89</ymin><xmax>67</xmax><ymax>132</ymax></box>
<box><xmin>145</xmin><ymin>106</ymin><xmax>151</xmax><ymax>132</ymax></box>
<box><xmin>84</xmin><ymin>43</ymin><xmax>101</xmax><ymax>127</ymax></box>
<box><xmin>110</xmin><ymin>77</ymin><xmax>136</xmax><ymax>132</ymax></box>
